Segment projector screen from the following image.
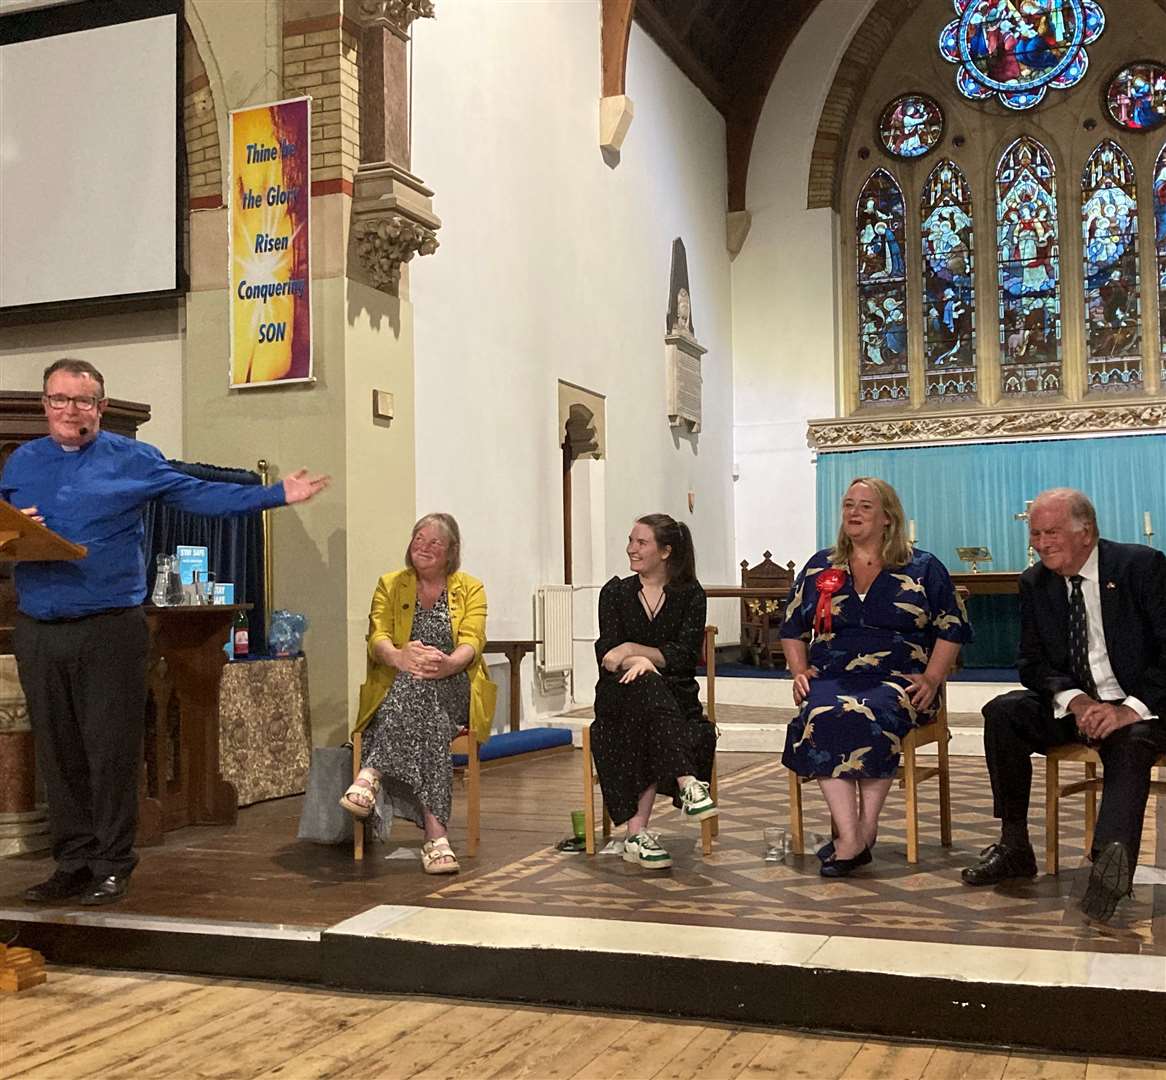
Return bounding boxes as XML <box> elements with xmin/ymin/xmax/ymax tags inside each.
<box><xmin>0</xmin><ymin>0</ymin><xmax>182</xmax><ymax>312</ymax></box>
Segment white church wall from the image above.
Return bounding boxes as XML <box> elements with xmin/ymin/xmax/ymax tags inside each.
<box><xmin>731</xmin><ymin>0</ymin><xmax>877</xmax><ymax>572</ymax></box>
<box><xmin>0</xmin><ymin>308</ymin><xmax>186</xmax><ymax>458</ymax></box>
<box><xmin>410</xmin><ymin>4</ymin><xmax>736</xmax><ymax>713</ymax></box>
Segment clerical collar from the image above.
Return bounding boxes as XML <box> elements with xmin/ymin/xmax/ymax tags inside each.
<box><xmin>59</xmin><ymin>443</ymin><xmax>81</xmax><ymax>453</ymax></box>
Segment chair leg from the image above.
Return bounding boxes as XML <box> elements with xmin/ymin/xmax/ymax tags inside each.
<box><xmin>903</xmin><ymin>744</ymin><xmax>920</xmax><ymax>865</ymax></box>
<box><xmin>582</xmin><ymin>724</ymin><xmax>596</xmax><ymax>855</ymax></box>
<box><xmin>788</xmin><ymin>770</ymin><xmax>804</xmax><ymax>855</ymax></box>
<box><xmin>1045</xmin><ymin>755</ymin><xmax>1059</xmax><ymax>876</ymax></box>
<box><xmin>466</xmin><ymin>734</ymin><xmax>480</xmax><ymax>858</ymax></box>
<box><xmin>602</xmin><ymin>802</ymin><xmax>612</xmax><ymax>841</ymax></box>
<box><xmin>352</xmin><ymin>730</ymin><xmax>364</xmax><ymax>863</ymax></box>
<box><xmin>709</xmin><ymin>759</ymin><xmax>719</xmax><ymax>839</ymax></box>
<box><xmin>1083</xmin><ymin>760</ymin><xmax>1097</xmax><ymax>857</ymax></box>
<box><xmin>937</xmin><ymin>727</ymin><xmax>952</xmax><ymax>849</ymax></box>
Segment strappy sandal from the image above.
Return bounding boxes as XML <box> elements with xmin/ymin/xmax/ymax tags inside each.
<box><xmin>421</xmin><ymin>836</ymin><xmax>459</xmax><ymax>875</ymax></box>
<box><xmin>339</xmin><ymin>768</ymin><xmax>380</xmax><ymax>819</ymax></box>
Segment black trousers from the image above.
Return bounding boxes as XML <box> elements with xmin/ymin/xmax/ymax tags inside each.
<box><xmin>983</xmin><ymin>688</ymin><xmax>1166</xmax><ymax>863</ymax></box>
<box><xmin>590</xmin><ymin>672</ymin><xmax>715</xmax><ymax>826</ymax></box>
<box><xmin>13</xmin><ymin>607</ymin><xmax>150</xmax><ymax>877</ymax></box>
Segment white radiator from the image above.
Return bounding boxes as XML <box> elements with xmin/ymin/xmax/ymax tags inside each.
<box><xmin>535</xmin><ymin>585</ymin><xmax>574</xmax><ymax>676</ymax></box>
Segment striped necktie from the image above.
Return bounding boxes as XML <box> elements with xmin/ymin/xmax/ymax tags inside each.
<box><xmin>1068</xmin><ymin>574</ymin><xmax>1097</xmax><ymax>699</ymax></box>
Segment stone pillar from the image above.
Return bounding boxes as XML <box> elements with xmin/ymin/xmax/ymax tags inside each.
<box><xmin>0</xmin><ymin>655</ymin><xmax>49</xmax><ymax>856</ymax></box>
<box><xmin>182</xmin><ymin>0</ymin><xmax>431</xmax><ymax>743</ymax></box>
<box><xmin>350</xmin><ymin>0</ymin><xmax>440</xmax><ymax>298</ymax></box>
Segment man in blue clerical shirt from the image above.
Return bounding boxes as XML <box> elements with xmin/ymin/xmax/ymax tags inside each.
<box><xmin>0</xmin><ymin>359</ymin><xmax>328</xmax><ymax>906</ymax></box>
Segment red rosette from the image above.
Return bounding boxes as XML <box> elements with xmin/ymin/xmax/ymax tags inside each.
<box><xmin>812</xmin><ymin>567</ymin><xmax>847</xmax><ymax>637</ymax></box>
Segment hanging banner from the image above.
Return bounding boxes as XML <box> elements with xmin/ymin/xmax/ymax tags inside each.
<box><xmin>228</xmin><ymin>96</ymin><xmax>311</xmax><ymax>387</ymax></box>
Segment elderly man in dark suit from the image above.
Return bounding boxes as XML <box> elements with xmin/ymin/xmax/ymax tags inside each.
<box><xmin>962</xmin><ymin>488</ymin><xmax>1166</xmax><ymax>922</ymax></box>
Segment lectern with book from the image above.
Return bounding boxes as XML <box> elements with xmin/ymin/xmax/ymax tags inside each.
<box><xmin>0</xmin><ymin>501</ymin><xmax>82</xmax><ymax>992</ymax></box>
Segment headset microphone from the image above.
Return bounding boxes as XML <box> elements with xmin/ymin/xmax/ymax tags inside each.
<box><xmin>79</xmin><ymin>427</ymin><xmax>90</xmax><ymax>437</ymax></box>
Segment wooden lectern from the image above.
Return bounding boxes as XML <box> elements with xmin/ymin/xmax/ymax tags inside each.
<box><xmin>0</xmin><ymin>500</ymin><xmax>87</xmax><ymax>563</ymax></box>
<box><xmin>0</xmin><ymin>501</ymin><xmax>82</xmax><ymax>992</ymax></box>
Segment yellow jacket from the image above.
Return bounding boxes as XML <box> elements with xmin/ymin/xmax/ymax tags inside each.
<box><xmin>355</xmin><ymin>568</ymin><xmax>497</xmax><ymax>743</ymax></box>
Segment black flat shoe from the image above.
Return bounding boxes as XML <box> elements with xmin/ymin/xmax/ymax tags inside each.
<box><xmin>819</xmin><ymin>846</ymin><xmax>872</xmax><ymax>878</ymax></box>
<box><xmin>80</xmin><ymin>874</ymin><xmax>131</xmax><ymax>906</ymax></box>
<box><xmin>1080</xmin><ymin>841</ymin><xmax>1132</xmax><ymax>924</ymax></box>
<box><xmin>24</xmin><ymin>867</ymin><xmax>92</xmax><ymax>903</ymax></box>
<box><xmin>817</xmin><ymin>838</ymin><xmax>876</xmax><ymax>863</ymax></box>
<box><xmin>960</xmin><ymin>843</ymin><xmax>1037</xmax><ymax>886</ymax></box>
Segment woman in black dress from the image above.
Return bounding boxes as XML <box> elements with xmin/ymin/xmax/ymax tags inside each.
<box><xmin>590</xmin><ymin>514</ymin><xmax>717</xmax><ymax>869</ymax></box>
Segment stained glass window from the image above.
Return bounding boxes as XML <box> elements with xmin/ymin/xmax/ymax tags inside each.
<box><xmin>856</xmin><ymin>169</ymin><xmax>909</xmax><ymax>406</ymax></box>
<box><xmin>879</xmin><ymin>95</ymin><xmax>944</xmax><ymax>159</ymax></box>
<box><xmin>1081</xmin><ymin>141</ymin><xmax>1140</xmax><ymax>392</ymax></box>
<box><xmin>1105</xmin><ymin>62</ymin><xmax>1166</xmax><ymax>132</ymax></box>
<box><xmin>939</xmin><ymin>0</ymin><xmax>1105</xmax><ymax>111</ymax></box>
<box><xmin>1156</xmin><ymin>143</ymin><xmax>1166</xmax><ymax>384</ymax></box>
<box><xmin>996</xmin><ymin>136</ymin><xmax>1061</xmax><ymax>395</ymax></box>
<box><xmin>921</xmin><ymin>161</ymin><xmax>975</xmax><ymax>400</ymax></box>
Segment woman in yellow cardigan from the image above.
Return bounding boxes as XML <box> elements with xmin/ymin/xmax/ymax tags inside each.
<box><xmin>342</xmin><ymin>512</ymin><xmax>495</xmax><ymax>874</ymax></box>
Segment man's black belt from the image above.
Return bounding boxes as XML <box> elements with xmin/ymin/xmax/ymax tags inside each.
<box><xmin>25</xmin><ymin>606</ymin><xmax>139</xmax><ymax>625</ymax></box>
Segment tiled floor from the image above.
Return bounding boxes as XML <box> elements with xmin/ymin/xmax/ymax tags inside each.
<box><xmin>428</xmin><ymin>756</ymin><xmax>1164</xmax><ymax>956</ymax></box>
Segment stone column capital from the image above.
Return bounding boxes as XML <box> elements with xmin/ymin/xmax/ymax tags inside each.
<box><xmin>354</xmin><ymin>0</ymin><xmax>435</xmax><ymax>33</ymax></box>
<box><xmin>351</xmin><ymin>163</ymin><xmax>441</xmax><ymax>293</ymax></box>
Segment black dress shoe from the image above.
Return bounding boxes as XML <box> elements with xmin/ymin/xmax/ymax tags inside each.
<box><xmin>961</xmin><ymin>842</ymin><xmax>1038</xmax><ymax>886</ymax></box>
<box><xmin>24</xmin><ymin>867</ymin><xmax>92</xmax><ymax>903</ymax></box>
<box><xmin>80</xmin><ymin>874</ymin><xmax>131</xmax><ymax>906</ymax></box>
<box><xmin>820</xmin><ymin>846</ymin><xmax>872</xmax><ymax>878</ymax></box>
<box><xmin>1080</xmin><ymin>841</ymin><xmax>1132</xmax><ymax>924</ymax></box>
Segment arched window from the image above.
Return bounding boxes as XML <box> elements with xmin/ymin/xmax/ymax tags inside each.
<box><xmin>996</xmin><ymin>136</ymin><xmax>1061</xmax><ymax>396</ymax></box>
<box><xmin>856</xmin><ymin>169</ymin><xmax>908</xmax><ymax>406</ymax></box>
<box><xmin>921</xmin><ymin>160</ymin><xmax>975</xmax><ymax>400</ymax></box>
<box><xmin>1082</xmin><ymin>140</ymin><xmax>1140</xmax><ymax>392</ymax></box>
<box><xmin>1156</xmin><ymin>142</ymin><xmax>1166</xmax><ymax>385</ymax></box>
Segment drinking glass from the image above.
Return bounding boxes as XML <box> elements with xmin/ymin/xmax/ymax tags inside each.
<box><xmin>193</xmin><ymin>570</ymin><xmax>217</xmax><ymax>605</ymax></box>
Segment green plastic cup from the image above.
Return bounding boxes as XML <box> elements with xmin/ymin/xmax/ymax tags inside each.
<box><xmin>570</xmin><ymin>809</ymin><xmax>586</xmax><ymax>840</ymax></box>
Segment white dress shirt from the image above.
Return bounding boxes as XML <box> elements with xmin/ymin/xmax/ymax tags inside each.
<box><xmin>1052</xmin><ymin>545</ymin><xmax>1154</xmax><ymax>720</ymax></box>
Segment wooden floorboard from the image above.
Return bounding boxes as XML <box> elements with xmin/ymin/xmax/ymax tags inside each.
<box><xmin>3</xmin><ymin>968</ymin><xmax>1165</xmax><ymax>1080</ymax></box>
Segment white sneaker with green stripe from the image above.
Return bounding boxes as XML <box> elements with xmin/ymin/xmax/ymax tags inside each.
<box><xmin>623</xmin><ymin>831</ymin><xmax>672</xmax><ymax>868</ymax></box>
<box><xmin>680</xmin><ymin>778</ymin><xmax>717</xmax><ymax>821</ymax></box>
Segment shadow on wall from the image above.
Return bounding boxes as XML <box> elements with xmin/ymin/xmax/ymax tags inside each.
<box><xmin>346</xmin><ymin>264</ymin><xmax>404</xmax><ymax>338</ymax></box>
<box><xmin>671</xmin><ymin>425</ymin><xmax>700</xmax><ymax>455</ymax></box>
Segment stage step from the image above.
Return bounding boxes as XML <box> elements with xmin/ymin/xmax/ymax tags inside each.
<box><xmin>542</xmin><ymin>705</ymin><xmax>988</xmax><ymax>756</ymax></box>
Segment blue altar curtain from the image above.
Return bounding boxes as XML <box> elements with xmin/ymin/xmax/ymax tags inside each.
<box><xmin>815</xmin><ymin>434</ymin><xmax>1166</xmax><ymax>668</ymax></box>
<box><xmin>142</xmin><ymin>462</ymin><xmax>268</xmax><ymax>654</ymax></box>
<box><xmin>815</xmin><ymin>433</ymin><xmax>1166</xmax><ymax>570</ymax></box>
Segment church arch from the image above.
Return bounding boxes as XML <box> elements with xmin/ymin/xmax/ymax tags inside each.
<box><xmin>182</xmin><ymin>8</ymin><xmax>227</xmax><ymax>211</ymax></box>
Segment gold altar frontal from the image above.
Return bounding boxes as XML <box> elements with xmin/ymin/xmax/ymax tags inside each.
<box><xmin>1</xmin><ymin>749</ymin><xmax>1162</xmax><ymax>1058</ymax></box>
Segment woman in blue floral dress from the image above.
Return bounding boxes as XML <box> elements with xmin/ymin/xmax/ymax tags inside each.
<box><xmin>781</xmin><ymin>478</ymin><xmax>972</xmax><ymax>876</ymax></box>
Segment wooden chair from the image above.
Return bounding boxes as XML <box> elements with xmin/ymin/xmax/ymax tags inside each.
<box><xmin>582</xmin><ymin>625</ymin><xmax>720</xmax><ymax>856</ymax></box>
<box><xmin>1043</xmin><ymin>745</ymin><xmax>1166</xmax><ymax>875</ymax></box>
<box><xmin>788</xmin><ymin>688</ymin><xmax>952</xmax><ymax>865</ymax></box>
<box><xmin>739</xmin><ymin>552</ymin><xmax>796</xmax><ymax>668</ymax></box>
<box><xmin>351</xmin><ymin>726</ymin><xmax>480</xmax><ymax>861</ymax></box>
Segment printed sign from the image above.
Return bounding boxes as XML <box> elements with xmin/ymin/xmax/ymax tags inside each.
<box><xmin>228</xmin><ymin>97</ymin><xmax>312</xmax><ymax>387</ymax></box>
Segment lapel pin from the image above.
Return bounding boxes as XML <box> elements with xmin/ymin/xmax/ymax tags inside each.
<box><xmin>1105</xmin><ymin>582</ymin><xmax>1116</xmax><ymax>590</ymax></box>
